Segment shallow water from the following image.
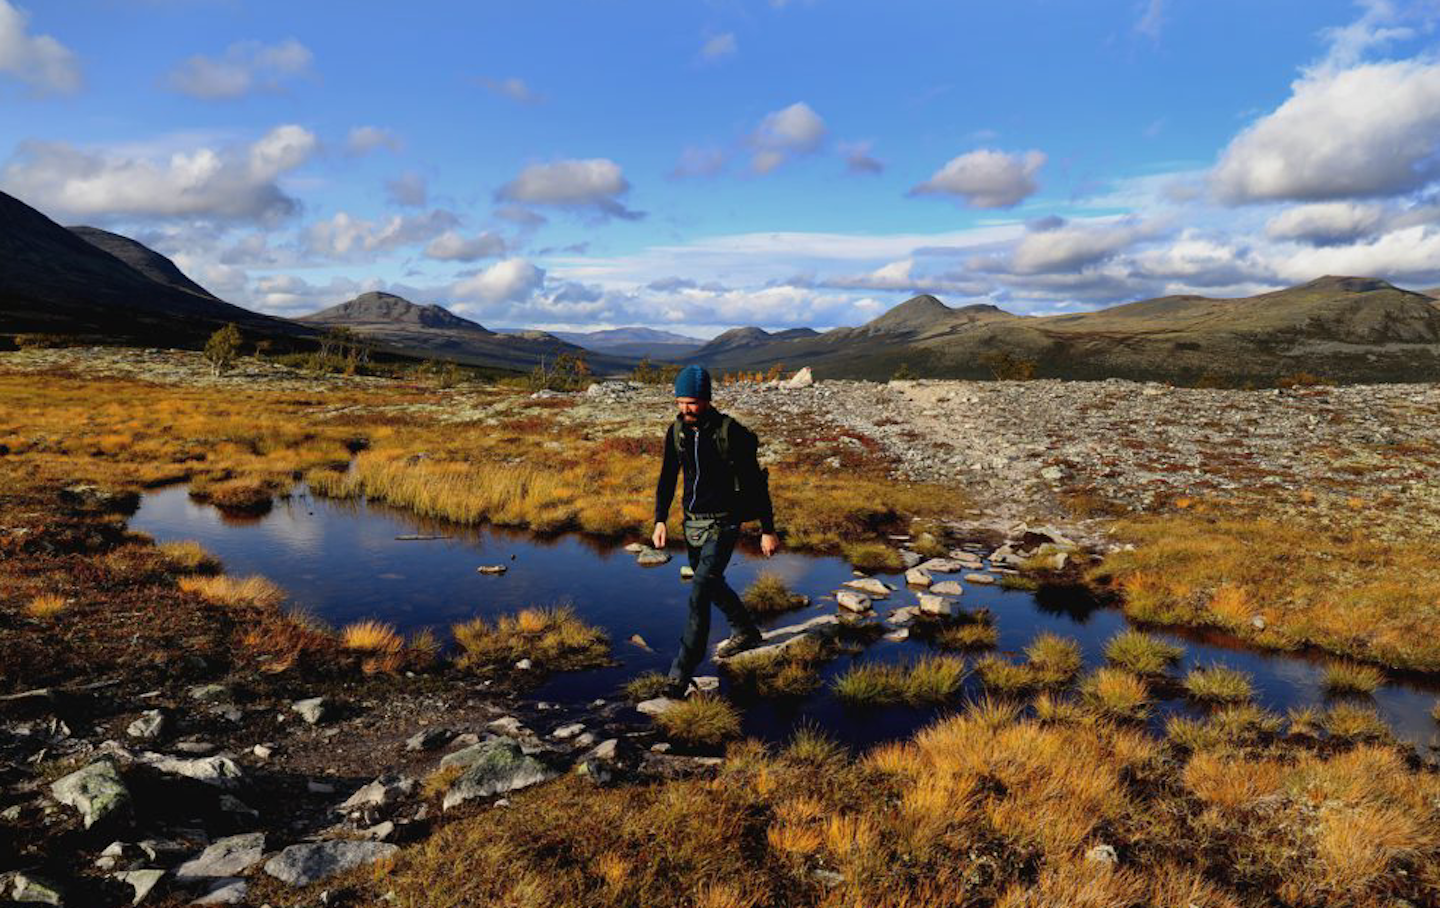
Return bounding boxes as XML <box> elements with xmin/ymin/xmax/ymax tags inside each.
<box><xmin>132</xmin><ymin>484</ymin><xmax>1440</xmax><ymax>752</ymax></box>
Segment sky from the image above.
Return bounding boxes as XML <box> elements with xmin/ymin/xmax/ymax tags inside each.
<box><xmin>5</xmin><ymin>0</ymin><xmax>1440</xmax><ymax>337</ymax></box>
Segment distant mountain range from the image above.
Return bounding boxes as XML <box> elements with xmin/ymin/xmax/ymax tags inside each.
<box><xmin>6</xmin><ymin>186</ymin><xmax>1440</xmax><ymax>384</ymax></box>
<box><xmin>684</xmin><ymin>279</ymin><xmax>1440</xmax><ymax>383</ymax></box>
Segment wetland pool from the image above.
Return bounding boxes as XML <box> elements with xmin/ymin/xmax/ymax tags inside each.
<box><xmin>132</xmin><ymin>484</ymin><xmax>1440</xmax><ymax>752</ymax></box>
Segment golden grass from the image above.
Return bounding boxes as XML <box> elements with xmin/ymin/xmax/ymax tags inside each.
<box><xmin>725</xmin><ymin>635</ymin><xmax>832</xmax><ymax>698</ymax></box>
<box><xmin>1182</xmin><ymin>664</ymin><xmax>1254</xmax><ymax>704</ymax></box>
<box><xmin>652</xmin><ymin>694</ymin><xmax>742</xmax><ymax>745</ymax></box>
<box><xmin>1322</xmin><ymin>661</ymin><xmax>1385</xmax><ymax>696</ymax></box>
<box><xmin>1024</xmin><ymin>632</ymin><xmax>1083</xmax><ymax>686</ymax></box>
<box><xmin>974</xmin><ymin>654</ymin><xmax>1036</xmax><ymax>694</ymax></box>
<box><xmin>838</xmin><ymin>541</ymin><xmax>903</xmax><ymax>572</ymax></box>
<box><xmin>1092</xmin><ymin>512</ymin><xmax>1440</xmax><ymax>670</ymax></box>
<box><xmin>25</xmin><ymin>593</ymin><xmax>67</xmax><ymax>619</ymax></box>
<box><xmin>156</xmin><ymin>540</ymin><xmax>222</xmax><ymax>574</ymax></box>
<box><xmin>341</xmin><ymin>619</ymin><xmax>403</xmax><ymax>653</ymax></box>
<box><xmin>1322</xmin><ymin>702</ymin><xmax>1391</xmax><ymax>741</ymax></box>
<box><xmin>623</xmin><ymin>671</ymin><xmax>672</xmax><ymax>702</ymax></box>
<box><xmin>1102</xmin><ymin>629</ymin><xmax>1184</xmax><ymax>676</ymax></box>
<box><xmin>832</xmin><ymin>655</ymin><xmax>966</xmax><ymax>705</ymax></box>
<box><xmin>178</xmin><ymin>574</ymin><xmax>285</xmax><ymax>609</ymax></box>
<box><xmin>932</xmin><ymin>619</ymin><xmax>998</xmax><ymax>651</ymax></box>
<box><xmin>740</xmin><ymin>572</ymin><xmax>807</xmax><ymax>615</ymax></box>
<box><xmin>451</xmin><ymin>606</ymin><xmax>609</xmax><ymax>672</ymax></box>
<box><xmin>1078</xmin><ymin>668</ymin><xmax>1150</xmax><ymax>721</ymax></box>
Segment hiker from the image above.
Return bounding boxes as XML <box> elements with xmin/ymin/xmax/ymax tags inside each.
<box><xmin>653</xmin><ymin>364</ymin><xmax>778</xmax><ymax>698</ymax></box>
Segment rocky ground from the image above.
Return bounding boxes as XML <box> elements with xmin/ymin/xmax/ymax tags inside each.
<box><xmin>5</xmin><ymin>347</ymin><xmax>1440</xmax><ymax>906</ymax></box>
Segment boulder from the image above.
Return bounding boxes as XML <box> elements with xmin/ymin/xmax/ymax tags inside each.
<box><xmin>140</xmin><ymin>754</ymin><xmax>243</xmax><ymax>788</ymax></box>
<box><xmin>918</xmin><ymin>595</ymin><xmax>956</xmax><ymax>618</ymax></box>
<box><xmin>112</xmin><ymin>869</ymin><xmax>163</xmax><ymax>905</ymax></box>
<box><xmin>405</xmin><ymin>728</ymin><xmax>453</xmax><ymax>752</ymax></box>
<box><xmin>10</xmin><ymin>873</ymin><xmax>64</xmax><ymax>906</ymax></box>
<box><xmin>836</xmin><ymin>590</ymin><xmax>872</xmax><ymax>613</ymax></box>
<box><xmin>963</xmin><ymin>573</ymin><xmax>996</xmax><ymax>585</ymax></box>
<box><xmin>551</xmin><ymin>723</ymin><xmax>585</xmax><ymax>741</ymax></box>
<box><xmin>263</xmin><ymin>841</ymin><xmax>399</xmax><ymax>887</ymax></box>
<box><xmin>844</xmin><ymin>577</ymin><xmax>891</xmax><ymax>597</ymax></box>
<box><xmin>339</xmin><ymin>775</ymin><xmax>414</xmax><ymax>812</ymax></box>
<box><xmin>635</xmin><ymin>697</ymin><xmax>680</xmax><ymax>717</ymax></box>
<box><xmin>904</xmin><ymin>568</ymin><xmax>932</xmax><ymax>588</ymax></box>
<box><xmin>192</xmin><ymin>879</ymin><xmax>247</xmax><ymax>905</ymax></box>
<box><xmin>441</xmin><ymin>740</ymin><xmax>555</xmax><ymax>810</ymax></box>
<box><xmin>174</xmin><ymin>833</ymin><xmax>266</xmax><ymax>882</ymax></box>
<box><xmin>930</xmin><ymin>581</ymin><xmax>964</xmax><ymax>596</ymax></box>
<box><xmin>50</xmin><ymin>759</ymin><xmax>130</xmax><ymax>829</ymax></box>
<box><xmin>290</xmin><ymin>697</ymin><xmax>330</xmax><ymax>725</ymax></box>
<box><xmin>783</xmin><ymin>367</ymin><xmax>814</xmax><ymax>389</ymax></box>
<box><xmin>126</xmin><ymin>711</ymin><xmax>165</xmax><ymax>740</ymax></box>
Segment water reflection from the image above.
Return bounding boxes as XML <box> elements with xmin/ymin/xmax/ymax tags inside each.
<box><xmin>132</xmin><ymin>484</ymin><xmax>1440</xmax><ymax>752</ymax></box>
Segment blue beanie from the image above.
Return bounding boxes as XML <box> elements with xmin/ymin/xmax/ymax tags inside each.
<box><xmin>673</xmin><ymin>364</ymin><xmax>712</xmax><ymax>400</ymax></box>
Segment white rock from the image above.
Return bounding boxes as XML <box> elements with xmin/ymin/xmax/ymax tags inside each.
<box><xmin>930</xmin><ymin>581</ymin><xmax>964</xmax><ymax>596</ymax></box>
<box><xmin>290</xmin><ymin>697</ymin><xmax>329</xmax><ymax>725</ymax></box>
<box><xmin>636</xmin><ymin>697</ymin><xmax>680</xmax><ymax>717</ymax></box>
<box><xmin>918</xmin><ymin>558</ymin><xmax>966</xmax><ymax>574</ymax></box>
<box><xmin>844</xmin><ymin>577</ymin><xmax>890</xmax><ymax>598</ymax></box>
<box><xmin>113</xmin><ymin>869</ymin><xmax>163</xmax><ymax>905</ymax></box>
<box><xmin>836</xmin><ymin>589</ymin><xmax>872</xmax><ymax>613</ymax></box>
<box><xmin>551</xmin><ymin>723</ymin><xmax>585</xmax><ymax>740</ymax></box>
<box><xmin>263</xmin><ymin>841</ymin><xmax>400</xmax><ymax>887</ymax></box>
<box><xmin>963</xmin><ymin>573</ymin><xmax>996</xmax><ymax>585</ymax></box>
<box><xmin>339</xmin><ymin>775</ymin><xmax>415</xmax><ymax>811</ymax></box>
<box><xmin>126</xmin><ymin>710</ymin><xmax>165</xmax><ymax>740</ymax></box>
<box><xmin>514</xmin><ymin>658</ymin><xmax>533</xmax><ymax>670</ymax></box>
<box><xmin>784</xmin><ymin>367</ymin><xmax>814</xmax><ymax>388</ymax></box>
<box><xmin>175</xmin><ymin>833</ymin><xmax>267</xmax><ymax>881</ymax></box>
<box><xmin>904</xmin><ymin>568</ymin><xmax>932</xmax><ymax>587</ymax></box>
<box><xmin>918</xmin><ymin>594</ymin><xmax>956</xmax><ymax>617</ymax></box>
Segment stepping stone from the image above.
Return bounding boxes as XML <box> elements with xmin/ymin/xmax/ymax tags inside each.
<box><xmin>905</xmin><ymin>567</ymin><xmax>932</xmax><ymax>587</ymax></box>
<box><xmin>844</xmin><ymin>577</ymin><xmax>891</xmax><ymax>597</ymax></box>
<box><xmin>930</xmin><ymin>581</ymin><xmax>963</xmax><ymax>596</ymax></box>
<box><xmin>836</xmin><ymin>590</ymin><xmax>872</xmax><ymax>613</ymax></box>
<box><xmin>964</xmin><ymin>573</ymin><xmax>996</xmax><ymax>585</ymax></box>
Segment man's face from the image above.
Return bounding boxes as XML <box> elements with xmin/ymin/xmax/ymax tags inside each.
<box><xmin>676</xmin><ymin>396</ymin><xmax>710</xmax><ymax>424</ymax></box>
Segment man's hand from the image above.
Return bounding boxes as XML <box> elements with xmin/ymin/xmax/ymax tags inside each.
<box><xmin>652</xmin><ymin>521</ymin><xmax>667</xmax><ymax>549</ymax></box>
<box><xmin>760</xmin><ymin>533</ymin><xmax>779</xmax><ymax>558</ymax></box>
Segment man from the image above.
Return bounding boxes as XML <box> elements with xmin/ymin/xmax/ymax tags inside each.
<box><xmin>653</xmin><ymin>364</ymin><xmax>779</xmax><ymax>698</ymax></box>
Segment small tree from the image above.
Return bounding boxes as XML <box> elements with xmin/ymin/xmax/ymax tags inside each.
<box><xmin>204</xmin><ymin>324</ymin><xmax>242</xmax><ymax>376</ymax></box>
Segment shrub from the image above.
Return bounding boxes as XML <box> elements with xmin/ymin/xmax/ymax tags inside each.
<box><xmin>1322</xmin><ymin>661</ymin><xmax>1385</xmax><ymax>696</ymax></box>
<box><xmin>528</xmin><ymin>352</ymin><xmax>591</xmax><ymax>392</ymax></box>
<box><xmin>742</xmin><ymin>573</ymin><xmax>808</xmax><ymax>615</ymax></box>
<box><xmin>1103</xmin><ymin>630</ymin><xmax>1184</xmax><ymax>676</ymax></box>
<box><xmin>1080</xmin><ymin>668</ymin><xmax>1150</xmax><ymax>720</ymax></box>
<box><xmin>631</xmin><ymin>358</ymin><xmax>682</xmax><ymax>385</ymax></box>
<box><xmin>980</xmin><ymin>350</ymin><xmax>1037</xmax><ymax>381</ymax></box>
<box><xmin>203</xmin><ymin>323</ymin><xmax>243</xmax><ymax>376</ymax></box>
<box><xmin>1182</xmin><ymin>664</ymin><xmax>1254</xmax><ymax>704</ymax></box>
<box><xmin>653</xmin><ymin>695</ymin><xmax>741</xmax><ymax>745</ymax></box>
<box><xmin>452</xmin><ymin>606</ymin><xmax>609</xmax><ymax>671</ymax></box>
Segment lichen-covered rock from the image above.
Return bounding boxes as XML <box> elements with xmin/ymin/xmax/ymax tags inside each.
<box><xmin>440</xmin><ymin>739</ymin><xmax>555</xmax><ymax>810</ymax></box>
<box><xmin>174</xmin><ymin>833</ymin><xmax>266</xmax><ymax>881</ymax></box>
<box><xmin>263</xmin><ymin>841</ymin><xmax>399</xmax><ymax>887</ymax></box>
<box><xmin>50</xmin><ymin>759</ymin><xmax>130</xmax><ymax>829</ymax></box>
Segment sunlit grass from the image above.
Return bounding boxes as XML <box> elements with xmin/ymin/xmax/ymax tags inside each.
<box><xmin>25</xmin><ymin>593</ymin><xmax>67</xmax><ymax>620</ymax></box>
<box><xmin>932</xmin><ymin>620</ymin><xmax>998</xmax><ymax>651</ymax></box>
<box><xmin>741</xmin><ymin>572</ymin><xmax>807</xmax><ymax>615</ymax></box>
<box><xmin>1024</xmin><ymin>633</ymin><xmax>1083</xmax><ymax>686</ymax></box>
<box><xmin>1079</xmin><ymin>667</ymin><xmax>1150</xmax><ymax>721</ymax></box>
<box><xmin>452</xmin><ymin>606</ymin><xmax>609</xmax><ymax>672</ymax></box>
<box><xmin>1103</xmin><ymin>629</ymin><xmax>1184</xmax><ymax>676</ymax></box>
<box><xmin>1322</xmin><ymin>702</ymin><xmax>1392</xmax><ymax>741</ymax></box>
<box><xmin>725</xmin><ymin>635</ymin><xmax>831</xmax><ymax>698</ymax></box>
<box><xmin>1322</xmin><ymin>661</ymin><xmax>1385</xmax><ymax>696</ymax></box>
<box><xmin>178</xmin><ymin>574</ymin><xmax>285</xmax><ymax>609</ymax></box>
<box><xmin>157</xmin><ymin>540</ymin><xmax>222</xmax><ymax>575</ymax></box>
<box><xmin>623</xmin><ymin>671</ymin><xmax>672</xmax><ymax>702</ymax></box>
<box><xmin>833</xmin><ymin>656</ymin><xmax>966</xmax><ymax>705</ymax></box>
<box><xmin>341</xmin><ymin>619</ymin><xmax>402</xmax><ymax>653</ymax></box>
<box><xmin>1182</xmin><ymin>664</ymin><xmax>1254</xmax><ymax>704</ymax></box>
<box><xmin>839</xmin><ymin>541</ymin><xmax>903</xmax><ymax>572</ymax></box>
<box><xmin>652</xmin><ymin>694</ymin><xmax>741</xmax><ymax>746</ymax></box>
<box><xmin>974</xmin><ymin>654</ymin><xmax>1035</xmax><ymax>695</ymax></box>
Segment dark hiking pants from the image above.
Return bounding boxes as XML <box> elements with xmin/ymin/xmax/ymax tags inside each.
<box><xmin>668</xmin><ymin>515</ymin><xmax>758</xmax><ymax>683</ymax></box>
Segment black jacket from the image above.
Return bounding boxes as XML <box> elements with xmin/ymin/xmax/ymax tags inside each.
<box><xmin>654</xmin><ymin>408</ymin><xmax>775</xmax><ymax>534</ymax></box>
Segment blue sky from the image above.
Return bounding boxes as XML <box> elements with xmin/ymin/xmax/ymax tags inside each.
<box><xmin>4</xmin><ymin>0</ymin><xmax>1440</xmax><ymax>336</ymax></box>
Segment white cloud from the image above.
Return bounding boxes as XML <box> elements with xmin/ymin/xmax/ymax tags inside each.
<box><xmin>0</xmin><ymin>0</ymin><xmax>80</xmax><ymax>95</ymax></box>
<box><xmin>1128</xmin><ymin>231</ymin><xmax>1274</xmax><ymax>287</ymax></box>
<box><xmin>166</xmin><ymin>38</ymin><xmax>311</xmax><ymax>100</ymax></box>
<box><xmin>304</xmin><ymin>209</ymin><xmax>459</xmax><ymax>257</ymax></box>
<box><xmin>480</xmin><ymin>76</ymin><xmax>543</xmax><ymax>104</ymax></box>
<box><xmin>750</xmin><ymin>102</ymin><xmax>827</xmax><ymax>174</ymax></box>
<box><xmin>700</xmin><ymin>32</ymin><xmax>737</xmax><ymax>61</ymax></box>
<box><xmin>425</xmin><ymin>230</ymin><xmax>506</xmax><ymax>262</ymax></box>
<box><xmin>452</xmin><ymin>258</ymin><xmax>545</xmax><ymax>304</ymax></box>
<box><xmin>385</xmin><ymin>171</ymin><xmax>427</xmax><ymax>207</ymax></box>
<box><xmin>252</xmin><ymin>273</ymin><xmax>376</xmax><ymax>315</ymax></box>
<box><xmin>840</xmin><ymin>141</ymin><xmax>883</xmax><ymax>175</ymax></box>
<box><xmin>670</xmin><ymin>145</ymin><xmax>727</xmax><ymax>179</ymax></box>
<box><xmin>1319</xmin><ymin>0</ymin><xmax>1419</xmax><ymax>71</ymax></box>
<box><xmin>1212</xmin><ymin>61</ymin><xmax>1440</xmax><ymax>204</ymax></box>
<box><xmin>496</xmin><ymin>158</ymin><xmax>642</xmax><ymax>220</ymax></box>
<box><xmin>1134</xmin><ymin>0</ymin><xmax>1165</xmax><ymax>41</ymax></box>
<box><xmin>1</xmin><ymin>124</ymin><xmax>317</xmax><ymax>223</ymax></box>
<box><xmin>345</xmin><ymin>126</ymin><xmax>401</xmax><ymax>155</ymax></box>
<box><xmin>1007</xmin><ymin>217</ymin><xmax>1162</xmax><ymax>274</ymax></box>
<box><xmin>1273</xmin><ymin>224</ymin><xmax>1440</xmax><ymax>286</ymax></box>
<box><xmin>910</xmin><ymin>149</ymin><xmax>1046</xmax><ymax>208</ymax></box>
<box><xmin>1266</xmin><ymin>201</ymin><xmax>1387</xmax><ymax>245</ymax></box>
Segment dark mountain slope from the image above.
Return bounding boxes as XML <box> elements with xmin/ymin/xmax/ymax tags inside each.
<box><xmin>68</xmin><ymin>226</ymin><xmax>218</xmax><ymax>300</ymax></box>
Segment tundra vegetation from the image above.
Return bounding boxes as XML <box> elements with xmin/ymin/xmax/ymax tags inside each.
<box><xmin>4</xmin><ymin>356</ymin><xmax>1440</xmax><ymax>907</ymax></box>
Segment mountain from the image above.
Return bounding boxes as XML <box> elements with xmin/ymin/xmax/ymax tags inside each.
<box><xmin>687</xmin><ymin>326</ymin><xmax>820</xmax><ymax>361</ymax></box>
<box><xmin>544</xmin><ymin>326</ymin><xmax>706</xmax><ymax>360</ymax></box>
<box><xmin>0</xmin><ymin>190</ymin><xmax>307</xmax><ymax>345</ymax></box>
<box><xmin>297</xmin><ymin>292</ymin><xmax>633</xmax><ymax>373</ymax></box>
<box><xmin>68</xmin><ymin>226</ymin><xmax>219</xmax><ymax>301</ymax></box>
<box><xmin>687</xmin><ymin>278</ymin><xmax>1440</xmax><ymax>384</ymax></box>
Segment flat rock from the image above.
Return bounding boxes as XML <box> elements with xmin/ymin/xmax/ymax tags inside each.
<box><xmin>175</xmin><ymin>833</ymin><xmax>266</xmax><ymax>881</ymax></box>
<box><xmin>844</xmin><ymin>577</ymin><xmax>891</xmax><ymax>597</ymax></box>
<box><xmin>140</xmin><ymin>753</ymin><xmax>243</xmax><ymax>788</ymax></box>
<box><xmin>192</xmin><ymin>878</ymin><xmax>247</xmax><ymax>905</ymax></box>
<box><xmin>11</xmin><ymin>873</ymin><xmax>64</xmax><ymax>906</ymax></box>
<box><xmin>113</xmin><ymin>869</ymin><xmax>163</xmax><ymax>905</ymax></box>
<box><xmin>264</xmin><ymin>841</ymin><xmax>399</xmax><ymax>887</ymax></box>
<box><xmin>918</xmin><ymin>558</ymin><xmax>967</xmax><ymax>574</ymax></box>
<box><xmin>636</xmin><ymin>697</ymin><xmax>680</xmax><ymax>717</ymax></box>
<box><xmin>404</xmin><ymin>728</ymin><xmax>453</xmax><ymax>752</ymax></box>
<box><xmin>551</xmin><ymin>723</ymin><xmax>585</xmax><ymax>741</ymax></box>
<box><xmin>187</xmin><ymin>684</ymin><xmax>230</xmax><ymax>703</ymax></box>
<box><xmin>623</xmin><ymin>542</ymin><xmax>646</xmax><ymax>553</ymax></box>
<box><xmin>720</xmin><ymin>614</ymin><xmax>842</xmax><ymax>661</ymax></box>
<box><xmin>51</xmin><ymin>758</ymin><xmax>130</xmax><ymax>829</ymax></box>
<box><xmin>888</xmin><ymin>606</ymin><xmax>921</xmax><ymax>626</ymax></box>
<box><xmin>836</xmin><ymin>589</ymin><xmax>872</xmax><ymax>613</ymax></box>
<box><xmin>441</xmin><ymin>739</ymin><xmax>555</xmax><ymax>810</ymax></box>
<box><xmin>963</xmin><ymin>573</ymin><xmax>996</xmax><ymax>585</ymax></box>
<box><xmin>476</xmin><ymin>564</ymin><xmax>507</xmax><ymax>575</ymax></box>
<box><xmin>290</xmin><ymin>697</ymin><xmax>329</xmax><ymax>725</ymax></box>
<box><xmin>627</xmin><ymin>633</ymin><xmax>652</xmax><ymax>651</ymax></box>
<box><xmin>918</xmin><ymin>594</ymin><xmax>956</xmax><ymax>617</ymax></box>
<box><xmin>126</xmin><ymin>710</ymin><xmax>165</xmax><ymax>740</ymax></box>
<box><xmin>339</xmin><ymin>775</ymin><xmax>415</xmax><ymax>811</ymax></box>
<box><xmin>635</xmin><ymin>547</ymin><xmax>671</xmax><ymax>566</ymax></box>
<box><xmin>930</xmin><ymin>581</ymin><xmax>964</xmax><ymax>596</ymax></box>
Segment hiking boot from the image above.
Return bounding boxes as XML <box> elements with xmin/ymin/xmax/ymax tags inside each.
<box><xmin>715</xmin><ymin>629</ymin><xmax>763</xmax><ymax>659</ymax></box>
<box><xmin>662</xmin><ymin>676</ymin><xmax>691</xmax><ymax>699</ymax></box>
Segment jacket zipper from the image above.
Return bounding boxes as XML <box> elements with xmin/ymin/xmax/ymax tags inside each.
<box><xmin>688</xmin><ymin>425</ymin><xmax>700</xmax><ymax>512</ymax></box>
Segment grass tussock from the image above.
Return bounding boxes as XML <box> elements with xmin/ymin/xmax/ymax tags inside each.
<box><xmin>1182</xmin><ymin>664</ymin><xmax>1255</xmax><ymax>704</ymax></box>
<box><xmin>452</xmin><ymin>606</ymin><xmax>609</xmax><ymax>672</ymax></box>
<box><xmin>157</xmin><ymin>540</ymin><xmax>222</xmax><ymax>574</ymax></box>
<box><xmin>340</xmin><ymin>619</ymin><xmax>403</xmax><ymax>653</ymax></box>
<box><xmin>1166</xmin><ymin>704</ymin><xmax>1283</xmax><ymax>753</ymax></box>
<box><xmin>974</xmin><ymin>654</ymin><xmax>1036</xmax><ymax>695</ymax></box>
<box><xmin>1103</xmin><ymin>629</ymin><xmax>1185</xmax><ymax>676</ymax></box>
<box><xmin>623</xmin><ymin>671</ymin><xmax>673</xmax><ymax>702</ymax></box>
<box><xmin>652</xmin><ymin>694</ymin><xmax>742</xmax><ymax>746</ymax></box>
<box><xmin>932</xmin><ymin>619</ymin><xmax>998</xmax><ymax>651</ymax></box>
<box><xmin>1092</xmin><ymin>513</ymin><xmax>1440</xmax><ymax>671</ymax></box>
<box><xmin>833</xmin><ymin>655</ymin><xmax>966</xmax><ymax>705</ymax></box>
<box><xmin>726</xmin><ymin>636</ymin><xmax>833</xmax><ymax>698</ymax></box>
<box><xmin>1322</xmin><ymin>702</ymin><xmax>1392</xmax><ymax>741</ymax></box>
<box><xmin>1322</xmin><ymin>661</ymin><xmax>1385</xmax><ymax>696</ymax></box>
<box><xmin>178</xmin><ymin>574</ymin><xmax>285</xmax><ymax>609</ymax></box>
<box><xmin>1079</xmin><ymin>668</ymin><xmax>1151</xmax><ymax>721</ymax></box>
<box><xmin>25</xmin><ymin>593</ymin><xmax>67</xmax><ymax>619</ymax></box>
<box><xmin>1023</xmin><ymin>633</ymin><xmax>1083</xmax><ymax>686</ymax></box>
<box><xmin>741</xmin><ymin>573</ymin><xmax>808</xmax><ymax>615</ymax></box>
<box><xmin>839</xmin><ymin>541</ymin><xmax>903</xmax><ymax>573</ymax></box>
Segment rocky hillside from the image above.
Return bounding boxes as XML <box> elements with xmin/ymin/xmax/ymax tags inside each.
<box><xmin>689</xmin><ymin>278</ymin><xmax>1440</xmax><ymax>384</ymax></box>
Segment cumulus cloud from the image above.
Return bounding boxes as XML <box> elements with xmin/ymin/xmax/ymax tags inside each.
<box><xmin>1</xmin><ymin>124</ymin><xmax>317</xmax><ymax>223</ymax></box>
<box><xmin>346</xmin><ymin>126</ymin><xmax>401</xmax><ymax>155</ymax></box>
<box><xmin>304</xmin><ymin>209</ymin><xmax>459</xmax><ymax>258</ymax></box>
<box><xmin>700</xmin><ymin>32</ymin><xmax>737</xmax><ymax>61</ymax></box>
<box><xmin>424</xmin><ymin>230</ymin><xmax>506</xmax><ymax>262</ymax></box>
<box><xmin>452</xmin><ymin>257</ymin><xmax>545</xmax><ymax>304</ymax></box>
<box><xmin>496</xmin><ymin>158</ymin><xmax>643</xmax><ymax>220</ymax></box>
<box><xmin>1266</xmin><ymin>201</ymin><xmax>1387</xmax><ymax>245</ymax></box>
<box><xmin>1274</xmin><ymin>224</ymin><xmax>1440</xmax><ymax>286</ymax></box>
<box><xmin>480</xmin><ymin>76</ymin><xmax>543</xmax><ymax>104</ymax></box>
<box><xmin>385</xmin><ymin>171</ymin><xmax>427</xmax><ymax>207</ymax></box>
<box><xmin>251</xmin><ymin>273</ymin><xmax>378</xmax><ymax>315</ymax></box>
<box><xmin>670</xmin><ymin>145</ymin><xmax>727</xmax><ymax>179</ymax></box>
<box><xmin>840</xmin><ymin>141</ymin><xmax>883</xmax><ymax>175</ymax></box>
<box><xmin>166</xmin><ymin>38</ymin><xmax>311</xmax><ymax>100</ymax></box>
<box><xmin>1006</xmin><ymin>217</ymin><xmax>1162</xmax><ymax>274</ymax></box>
<box><xmin>910</xmin><ymin>149</ymin><xmax>1045</xmax><ymax>208</ymax></box>
<box><xmin>0</xmin><ymin>0</ymin><xmax>80</xmax><ymax>95</ymax></box>
<box><xmin>750</xmin><ymin>102</ymin><xmax>827</xmax><ymax>174</ymax></box>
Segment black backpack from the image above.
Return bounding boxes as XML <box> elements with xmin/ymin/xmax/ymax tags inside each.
<box><xmin>668</xmin><ymin>414</ymin><xmax>771</xmax><ymax>524</ymax></box>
